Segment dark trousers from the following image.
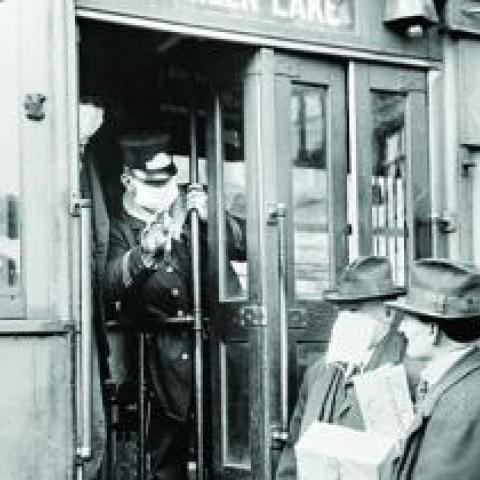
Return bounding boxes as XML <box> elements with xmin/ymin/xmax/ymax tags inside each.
<box><xmin>147</xmin><ymin>406</ymin><xmax>190</xmax><ymax>480</ymax></box>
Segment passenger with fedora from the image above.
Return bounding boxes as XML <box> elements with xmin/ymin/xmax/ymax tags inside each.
<box><xmin>275</xmin><ymin>256</ymin><xmax>407</xmax><ymax>480</ymax></box>
<box><xmin>104</xmin><ymin>134</ymin><xmax>245</xmax><ymax>480</ymax></box>
<box><xmin>385</xmin><ymin>258</ymin><xmax>480</xmax><ymax>480</ymax></box>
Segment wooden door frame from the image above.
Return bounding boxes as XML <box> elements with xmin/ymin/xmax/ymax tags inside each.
<box><xmin>206</xmin><ymin>47</ymin><xmax>277</xmax><ymax>480</ymax></box>
<box><xmin>353</xmin><ymin>63</ymin><xmax>430</xmax><ymax>282</ymax></box>
<box><xmin>271</xmin><ymin>53</ymin><xmax>348</xmax><ymax>435</ymax></box>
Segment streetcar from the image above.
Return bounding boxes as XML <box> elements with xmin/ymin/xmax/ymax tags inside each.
<box><xmin>1</xmin><ymin>1</ymin><xmax>480</xmax><ymax>479</ymax></box>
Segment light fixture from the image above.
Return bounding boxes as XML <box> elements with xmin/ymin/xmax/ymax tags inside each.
<box><xmin>384</xmin><ymin>0</ymin><xmax>439</xmax><ymax>37</ymax></box>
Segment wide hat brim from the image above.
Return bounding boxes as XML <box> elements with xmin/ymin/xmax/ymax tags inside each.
<box><xmin>385</xmin><ymin>259</ymin><xmax>480</xmax><ymax>321</ymax></box>
<box><xmin>385</xmin><ymin>296</ymin><xmax>480</xmax><ymax>320</ymax></box>
<box><xmin>324</xmin><ymin>287</ymin><xmax>406</xmax><ymax>304</ymax></box>
<box><xmin>323</xmin><ymin>256</ymin><xmax>404</xmax><ymax>304</ymax></box>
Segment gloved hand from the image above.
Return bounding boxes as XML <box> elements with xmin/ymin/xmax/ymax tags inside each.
<box><xmin>140</xmin><ymin>213</ymin><xmax>171</xmax><ymax>257</ymax></box>
<box><xmin>186</xmin><ymin>186</ymin><xmax>208</xmax><ymax>221</ymax></box>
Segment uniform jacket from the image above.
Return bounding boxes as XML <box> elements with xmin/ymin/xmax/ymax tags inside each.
<box><xmin>275</xmin><ymin>330</ymin><xmax>406</xmax><ymax>480</ymax></box>
<box><xmin>388</xmin><ymin>346</ymin><xmax>480</xmax><ymax>480</ymax></box>
<box><xmin>104</xmin><ymin>207</ymin><xmax>245</xmax><ymax>421</ymax></box>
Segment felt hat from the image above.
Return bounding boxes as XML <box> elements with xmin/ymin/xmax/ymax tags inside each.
<box><xmin>120</xmin><ymin>133</ymin><xmax>177</xmax><ymax>183</ymax></box>
<box><xmin>323</xmin><ymin>256</ymin><xmax>405</xmax><ymax>303</ymax></box>
<box><xmin>386</xmin><ymin>258</ymin><xmax>480</xmax><ymax>320</ymax></box>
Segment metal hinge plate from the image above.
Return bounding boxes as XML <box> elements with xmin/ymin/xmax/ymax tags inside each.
<box><xmin>238</xmin><ymin>305</ymin><xmax>267</xmax><ymax>327</ymax></box>
<box><xmin>70</xmin><ymin>192</ymin><xmax>91</xmax><ymax>217</ymax></box>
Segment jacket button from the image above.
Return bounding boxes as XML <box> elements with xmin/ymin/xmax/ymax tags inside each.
<box><xmin>171</xmin><ymin>288</ymin><xmax>180</xmax><ymax>297</ymax></box>
<box><xmin>181</xmin><ymin>353</ymin><xmax>189</xmax><ymax>361</ymax></box>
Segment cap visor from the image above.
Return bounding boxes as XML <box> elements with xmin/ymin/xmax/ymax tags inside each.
<box><xmin>131</xmin><ymin>162</ymin><xmax>178</xmax><ymax>183</ymax></box>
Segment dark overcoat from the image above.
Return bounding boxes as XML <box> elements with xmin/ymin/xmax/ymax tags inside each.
<box><xmin>275</xmin><ymin>330</ymin><xmax>406</xmax><ymax>480</ymax></box>
<box><xmin>388</xmin><ymin>346</ymin><xmax>480</xmax><ymax>480</ymax></box>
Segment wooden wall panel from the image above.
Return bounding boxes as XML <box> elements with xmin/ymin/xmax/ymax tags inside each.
<box><xmin>0</xmin><ymin>0</ymin><xmax>24</xmax><ymax>317</ymax></box>
<box><xmin>0</xmin><ymin>335</ymin><xmax>73</xmax><ymax>480</ymax></box>
<box><xmin>459</xmin><ymin>39</ymin><xmax>480</xmax><ymax>146</ymax></box>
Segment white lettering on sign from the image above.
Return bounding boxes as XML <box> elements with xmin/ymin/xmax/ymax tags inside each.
<box><xmin>187</xmin><ymin>0</ymin><xmax>353</xmax><ymax>28</ymax></box>
<box><xmin>192</xmin><ymin>0</ymin><xmax>259</xmax><ymax>13</ymax></box>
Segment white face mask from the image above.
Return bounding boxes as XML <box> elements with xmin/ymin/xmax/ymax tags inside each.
<box><xmin>326</xmin><ymin>310</ymin><xmax>389</xmax><ymax>366</ymax></box>
<box><xmin>126</xmin><ymin>175</ymin><xmax>179</xmax><ymax>213</ymax></box>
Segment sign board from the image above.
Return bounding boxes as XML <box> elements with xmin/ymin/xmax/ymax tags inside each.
<box><xmin>77</xmin><ymin>0</ymin><xmax>356</xmax><ymax>34</ymax></box>
<box><xmin>183</xmin><ymin>0</ymin><xmax>355</xmax><ymax>30</ymax></box>
<box><xmin>76</xmin><ymin>0</ymin><xmax>442</xmax><ymax>60</ymax></box>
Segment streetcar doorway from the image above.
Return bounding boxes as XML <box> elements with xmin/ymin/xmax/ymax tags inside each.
<box><xmin>78</xmin><ymin>20</ymin><xmax>255</xmax><ymax>480</ymax></box>
<box><xmin>78</xmin><ymin>18</ymin><xmax>431</xmax><ymax>480</ymax></box>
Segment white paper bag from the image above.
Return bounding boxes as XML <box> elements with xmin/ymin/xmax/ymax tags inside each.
<box><xmin>354</xmin><ymin>364</ymin><xmax>414</xmax><ymax>440</ymax></box>
<box><xmin>295</xmin><ymin>422</ymin><xmax>396</xmax><ymax>480</ymax></box>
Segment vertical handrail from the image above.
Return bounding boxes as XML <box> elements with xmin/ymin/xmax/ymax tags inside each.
<box><xmin>269</xmin><ymin>202</ymin><xmax>289</xmax><ymax>443</ymax></box>
<box><xmin>189</xmin><ymin>105</ymin><xmax>204</xmax><ymax>480</ymax></box>
<box><xmin>78</xmin><ymin>199</ymin><xmax>93</xmax><ymax>462</ymax></box>
<box><xmin>138</xmin><ymin>333</ymin><xmax>147</xmax><ymax>479</ymax></box>
<box><xmin>276</xmin><ymin>204</ymin><xmax>289</xmax><ymax>435</ymax></box>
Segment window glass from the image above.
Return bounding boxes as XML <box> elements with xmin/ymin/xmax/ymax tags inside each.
<box><xmin>219</xmin><ymin>89</ymin><xmax>248</xmax><ymax>300</ymax></box>
<box><xmin>371</xmin><ymin>91</ymin><xmax>407</xmax><ymax>286</ymax></box>
<box><xmin>291</xmin><ymin>85</ymin><xmax>329</xmax><ymax>298</ymax></box>
<box><xmin>0</xmin><ymin>172</ymin><xmax>20</xmax><ymax>292</ymax></box>
<box><xmin>473</xmin><ymin>151</ymin><xmax>480</xmax><ymax>267</ymax></box>
<box><xmin>221</xmin><ymin>341</ymin><xmax>250</xmax><ymax>467</ymax></box>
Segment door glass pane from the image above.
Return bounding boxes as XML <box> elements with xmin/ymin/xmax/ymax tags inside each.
<box><xmin>221</xmin><ymin>341</ymin><xmax>250</xmax><ymax>467</ymax></box>
<box><xmin>473</xmin><ymin>151</ymin><xmax>480</xmax><ymax>267</ymax></box>
<box><xmin>219</xmin><ymin>89</ymin><xmax>248</xmax><ymax>300</ymax></box>
<box><xmin>291</xmin><ymin>85</ymin><xmax>329</xmax><ymax>298</ymax></box>
<box><xmin>0</xmin><ymin>170</ymin><xmax>20</xmax><ymax>292</ymax></box>
<box><xmin>371</xmin><ymin>91</ymin><xmax>407</xmax><ymax>286</ymax></box>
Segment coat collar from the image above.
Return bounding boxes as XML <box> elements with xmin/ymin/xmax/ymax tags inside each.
<box><xmin>333</xmin><ymin>330</ymin><xmax>406</xmax><ymax>419</ymax></box>
<box><xmin>418</xmin><ymin>346</ymin><xmax>480</xmax><ymax>419</ymax></box>
<box><xmin>390</xmin><ymin>346</ymin><xmax>480</xmax><ymax>477</ymax></box>
<box><xmin>123</xmin><ymin>211</ymin><xmax>145</xmax><ymax>232</ymax></box>
<box><xmin>397</xmin><ymin>346</ymin><xmax>480</xmax><ymax>445</ymax></box>
<box><xmin>300</xmin><ymin>331</ymin><xmax>405</xmax><ymax>431</ymax></box>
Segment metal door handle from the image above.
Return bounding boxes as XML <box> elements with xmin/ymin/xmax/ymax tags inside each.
<box><xmin>268</xmin><ymin>203</ymin><xmax>289</xmax><ymax>440</ymax></box>
<box><xmin>78</xmin><ymin>199</ymin><xmax>92</xmax><ymax>460</ymax></box>
<box><xmin>277</xmin><ymin>204</ymin><xmax>289</xmax><ymax>436</ymax></box>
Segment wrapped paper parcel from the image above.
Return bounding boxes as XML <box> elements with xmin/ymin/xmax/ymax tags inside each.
<box><xmin>295</xmin><ymin>422</ymin><xmax>397</xmax><ymax>480</ymax></box>
<box><xmin>353</xmin><ymin>364</ymin><xmax>414</xmax><ymax>440</ymax></box>
<box><xmin>295</xmin><ymin>364</ymin><xmax>414</xmax><ymax>480</ymax></box>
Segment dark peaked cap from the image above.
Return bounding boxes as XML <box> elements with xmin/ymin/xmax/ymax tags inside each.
<box><xmin>120</xmin><ymin>133</ymin><xmax>177</xmax><ymax>183</ymax></box>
